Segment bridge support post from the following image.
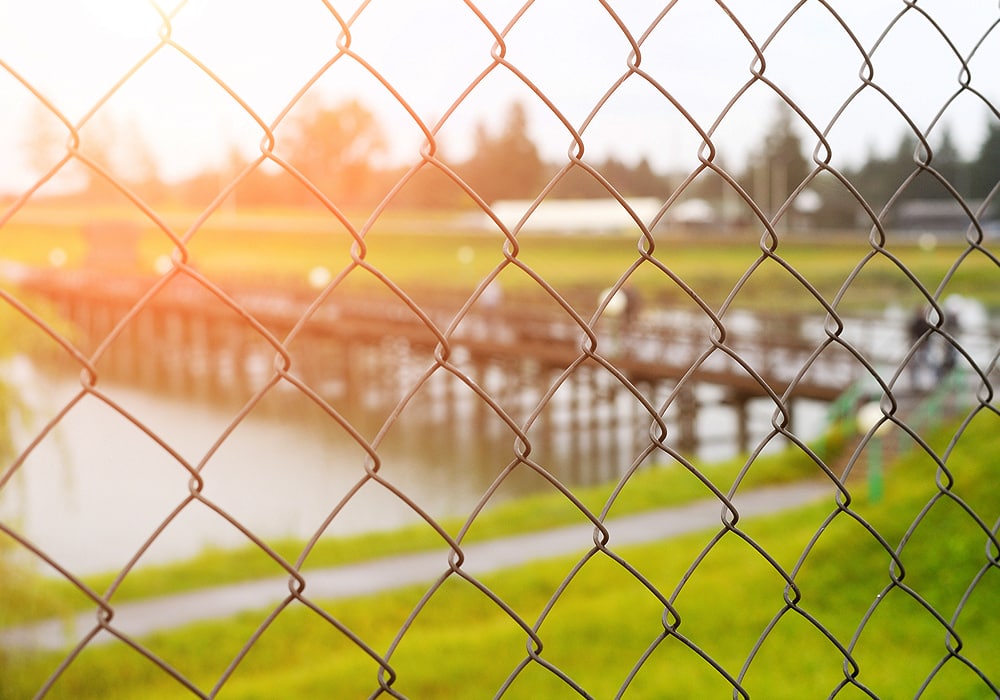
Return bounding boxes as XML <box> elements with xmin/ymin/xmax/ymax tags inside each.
<box><xmin>729</xmin><ymin>392</ymin><xmax>752</xmax><ymax>454</ymax></box>
<box><xmin>675</xmin><ymin>385</ymin><xmax>698</xmax><ymax>453</ymax></box>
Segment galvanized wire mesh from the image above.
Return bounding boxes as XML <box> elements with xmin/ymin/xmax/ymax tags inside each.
<box><xmin>1</xmin><ymin>1</ymin><xmax>999</xmax><ymax>697</ymax></box>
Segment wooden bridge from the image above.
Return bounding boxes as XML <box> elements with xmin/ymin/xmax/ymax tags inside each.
<box><xmin>13</xmin><ymin>266</ymin><xmax>892</xmax><ymax>467</ymax></box>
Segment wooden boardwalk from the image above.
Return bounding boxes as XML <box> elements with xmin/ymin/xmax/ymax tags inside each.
<box><xmin>17</xmin><ymin>270</ymin><xmax>996</xmax><ymax>474</ymax></box>
<box><xmin>18</xmin><ymin>269</ymin><xmax>865</xmax><ymax>387</ymax></box>
<box><xmin>13</xmin><ymin>268</ymin><xmax>899</xmax><ymax>457</ymax></box>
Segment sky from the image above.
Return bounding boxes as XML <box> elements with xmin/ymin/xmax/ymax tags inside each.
<box><xmin>0</xmin><ymin>0</ymin><xmax>998</xmax><ymax>195</ymax></box>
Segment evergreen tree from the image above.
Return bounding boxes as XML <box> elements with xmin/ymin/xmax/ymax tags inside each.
<box><xmin>905</xmin><ymin>125</ymin><xmax>963</xmax><ymax>199</ymax></box>
<box><xmin>850</xmin><ymin>132</ymin><xmax>920</xmax><ymax>210</ymax></box>
<box><xmin>629</xmin><ymin>157</ymin><xmax>668</xmax><ymax>197</ymax></box>
<box><xmin>969</xmin><ymin>121</ymin><xmax>1000</xmax><ymax>200</ymax></box>
<box><xmin>740</xmin><ymin>105</ymin><xmax>811</xmax><ymax>215</ymax></box>
<box><xmin>461</xmin><ymin>102</ymin><xmax>547</xmax><ymax>204</ymax></box>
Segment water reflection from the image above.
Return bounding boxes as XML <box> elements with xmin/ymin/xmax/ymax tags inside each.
<box><xmin>0</xmin><ymin>358</ymin><xmax>825</xmax><ymax>577</ymax></box>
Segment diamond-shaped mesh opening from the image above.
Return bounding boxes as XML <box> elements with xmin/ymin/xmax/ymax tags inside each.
<box><xmin>1</xmin><ymin>2</ymin><xmax>998</xmax><ymax>697</ymax></box>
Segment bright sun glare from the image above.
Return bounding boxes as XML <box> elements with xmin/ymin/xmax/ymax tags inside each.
<box><xmin>81</xmin><ymin>0</ymin><xmax>170</xmax><ymax>41</ymax></box>
<box><xmin>1</xmin><ymin>1</ymin><xmax>997</xmax><ymax>195</ymax></box>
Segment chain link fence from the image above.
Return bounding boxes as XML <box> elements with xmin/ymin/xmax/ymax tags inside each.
<box><xmin>1</xmin><ymin>1</ymin><xmax>999</xmax><ymax>697</ymax></box>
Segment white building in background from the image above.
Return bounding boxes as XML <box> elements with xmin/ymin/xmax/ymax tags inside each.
<box><xmin>472</xmin><ymin>196</ymin><xmax>731</xmax><ymax>235</ymax></box>
<box><xmin>665</xmin><ymin>198</ymin><xmax>718</xmax><ymax>225</ymax></box>
<box><xmin>482</xmin><ymin>197</ymin><xmax>665</xmax><ymax>234</ymax></box>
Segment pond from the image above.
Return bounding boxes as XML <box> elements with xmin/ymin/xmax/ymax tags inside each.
<box><xmin>0</xmin><ymin>354</ymin><xmax>828</xmax><ymax>577</ymax></box>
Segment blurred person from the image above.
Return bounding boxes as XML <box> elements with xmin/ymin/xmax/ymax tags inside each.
<box><xmin>907</xmin><ymin>307</ymin><xmax>932</xmax><ymax>392</ymax></box>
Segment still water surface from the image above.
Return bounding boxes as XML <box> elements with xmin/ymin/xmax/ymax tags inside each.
<box><xmin>5</xmin><ymin>303</ymin><xmax>991</xmax><ymax>576</ymax></box>
<box><xmin>1</xmin><ymin>359</ymin><xmax>825</xmax><ymax>576</ymax></box>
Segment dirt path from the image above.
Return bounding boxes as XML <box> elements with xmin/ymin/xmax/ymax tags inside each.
<box><xmin>1</xmin><ymin>481</ymin><xmax>832</xmax><ymax>653</ymax></box>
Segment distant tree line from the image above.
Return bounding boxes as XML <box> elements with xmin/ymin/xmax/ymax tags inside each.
<box><xmin>687</xmin><ymin>104</ymin><xmax>1000</xmax><ymax>228</ymax></box>
<box><xmin>819</xmin><ymin>121</ymin><xmax>1000</xmax><ymax>227</ymax></box>
<box><xmin>213</xmin><ymin>99</ymin><xmax>674</xmax><ymax>211</ymax></box>
<box><xmin>27</xmin><ymin>97</ymin><xmax>999</xmax><ymax>227</ymax></box>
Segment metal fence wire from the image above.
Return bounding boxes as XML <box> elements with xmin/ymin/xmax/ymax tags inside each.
<box><xmin>1</xmin><ymin>0</ymin><xmax>999</xmax><ymax>697</ymax></box>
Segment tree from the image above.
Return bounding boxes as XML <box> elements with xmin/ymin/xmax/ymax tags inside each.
<box><xmin>0</xmin><ymin>309</ymin><xmax>45</xmax><ymax>666</ymax></box>
<box><xmin>808</xmin><ymin>170</ymin><xmax>865</xmax><ymax>229</ymax></box>
<box><xmin>969</xmin><ymin>121</ymin><xmax>1000</xmax><ymax>200</ymax></box>
<box><xmin>282</xmin><ymin>97</ymin><xmax>386</xmax><ymax>205</ymax></box>
<box><xmin>628</xmin><ymin>157</ymin><xmax>669</xmax><ymax>197</ymax></box>
<box><xmin>849</xmin><ymin>126</ymin><xmax>970</xmax><ymax>208</ymax></box>
<box><xmin>931</xmin><ymin>126</ymin><xmax>963</xmax><ymax>193</ymax></box>
<box><xmin>849</xmin><ymin>132</ymin><xmax>920</xmax><ymax>211</ymax></box>
<box><xmin>62</xmin><ymin>111</ymin><xmax>166</xmax><ymax>203</ymax></box>
<box><xmin>546</xmin><ymin>155</ymin><xmax>671</xmax><ymax>200</ymax></box>
<box><xmin>23</xmin><ymin>102</ymin><xmax>69</xmax><ymax>176</ymax></box>
<box><xmin>460</xmin><ymin>101</ymin><xmax>547</xmax><ymax>204</ymax></box>
<box><xmin>116</xmin><ymin>117</ymin><xmax>164</xmax><ymax>203</ymax></box>
<box><xmin>741</xmin><ymin>105</ymin><xmax>811</xmax><ymax>216</ymax></box>
<box><xmin>904</xmin><ymin>125</ymin><xmax>963</xmax><ymax>200</ymax></box>
<box><xmin>21</xmin><ymin>102</ymin><xmax>93</xmax><ymax>194</ymax></box>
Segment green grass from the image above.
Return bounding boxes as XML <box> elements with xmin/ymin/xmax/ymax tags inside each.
<box><xmin>3</xmin><ymin>410</ymin><xmax>997</xmax><ymax>698</ymax></box>
<box><xmin>3</xmin><ymin>204</ymin><xmax>997</xmax><ymax>313</ymax></box>
<box><xmin>0</xmin><ymin>420</ymin><xmax>849</xmax><ymax>629</ymax></box>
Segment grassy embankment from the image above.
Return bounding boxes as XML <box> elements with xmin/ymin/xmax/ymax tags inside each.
<box><xmin>2</xmin><ymin>414</ymin><xmax>857</xmax><ymax>626</ymax></box>
<box><xmin>2</xmin><ymin>410</ymin><xmax>997</xmax><ymax>698</ymax></box>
